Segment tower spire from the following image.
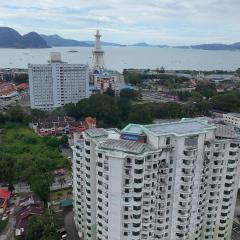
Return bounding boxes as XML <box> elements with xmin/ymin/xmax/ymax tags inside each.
<box><xmin>92</xmin><ymin>29</ymin><xmax>104</xmax><ymax>70</ymax></box>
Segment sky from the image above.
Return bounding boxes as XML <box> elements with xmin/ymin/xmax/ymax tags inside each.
<box><xmin>0</xmin><ymin>0</ymin><xmax>240</xmax><ymax>45</ymax></box>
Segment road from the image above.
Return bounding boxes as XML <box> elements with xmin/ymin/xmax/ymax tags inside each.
<box><xmin>64</xmin><ymin>210</ymin><xmax>80</xmax><ymax>240</ymax></box>
<box><xmin>0</xmin><ymin>197</ymin><xmax>19</xmax><ymax>240</ymax></box>
<box><xmin>232</xmin><ymin>221</ymin><xmax>240</xmax><ymax>240</ymax></box>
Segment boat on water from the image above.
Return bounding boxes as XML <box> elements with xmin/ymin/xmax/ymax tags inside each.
<box><xmin>68</xmin><ymin>50</ymin><xmax>79</xmax><ymax>53</ymax></box>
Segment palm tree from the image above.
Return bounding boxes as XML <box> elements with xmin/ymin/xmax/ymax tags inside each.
<box><xmin>57</xmin><ymin>177</ymin><xmax>66</xmax><ymax>189</ymax></box>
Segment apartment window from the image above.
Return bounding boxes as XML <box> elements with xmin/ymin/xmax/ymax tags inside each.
<box><xmin>85</xmin><ymin>140</ymin><xmax>90</xmax><ymax>146</ymax></box>
<box><xmin>135</xmin><ymin>169</ymin><xmax>143</xmax><ymax>174</ymax></box>
<box><xmin>134</xmin><ymin>178</ymin><xmax>143</xmax><ymax>184</ymax></box>
<box><xmin>98</xmin><ymin>153</ymin><xmax>103</xmax><ymax>158</ymax></box>
<box><xmin>166</xmin><ymin>137</ymin><xmax>171</xmax><ymax>145</ymax></box>
<box><xmin>185</xmin><ymin>136</ymin><xmax>198</xmax><ymax>146</ymax></box>
<box><xmin>98</xmin><ymin>162</ymin><xmax>103</xmax><ymax>167</ymax></box>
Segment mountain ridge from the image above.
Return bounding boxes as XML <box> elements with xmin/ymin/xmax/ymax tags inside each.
<box><xmin>1</xmin><ymin>27</ymin><xmax>240</xmax><ymax>51</ymax></box>
<box><xmin>0</xmin><ymin>27</ymin><xmax>48</xmax><ymax>48</ymax></box>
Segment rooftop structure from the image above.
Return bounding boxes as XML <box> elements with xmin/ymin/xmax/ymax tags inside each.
<box><xmin>223</xmin><ymin>113</ymin><xmax>240</xmax><ymax>128</ymax></box>
<box><xmin>122</xmin><ymin>119</ymin><xmax>216</xmax><ymax>136</ymax></box>
<box><xmin>0</xmin><ymin>188</ymin><xmax>11</xmax><ymax>215</ymax></box>
<box><xmin>0</xmin><ymin>82</ymin><xmax>18</xmax><ymax>98</ymax></box>
<box><xmin>30</xmin><ymin>116</ymin><xmax>96</xmax><ymax>136</ymax></box>
<box><xmin>98</xmin><ymin>138</ymin><xmax>152</xmax><ymax>154</ymax></box>
<box><xmin>90</xmin><ymin>69</ymin><xmax>123</xmax><ymax>95</ymax></box>
<box><xmin>14</xmin><ymin>195</ymin><xmax>44</xmax><ymax>237</ymax></box>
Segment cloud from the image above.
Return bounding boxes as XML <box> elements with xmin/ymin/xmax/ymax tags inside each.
<box><xmin>0</xmin><ymin>0</ymin><xmax>239</xmax><ymax>44</ymax></box>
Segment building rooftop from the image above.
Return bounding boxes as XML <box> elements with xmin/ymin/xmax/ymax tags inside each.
<box><xmin>0</xmin><ymin>188</ymin><xmax>11</xmax><ymax>200</ymax></box>
<box><xmin>85</xmin><ymin>128</ymin><xmax>108</xmax><ymax>138</ymax></box>
<box><xmin>122</xmin><ymin>119</ymin><xmax>216</xmax><ymax>137</ymax></box>
<box><xmin>216</xmin><ymin>124</ymin><xmax>239</xmax><ymax>139</ymax></box>
<box><xmin>98</xmin><ymin>139</ymin><xmax>152</xmax><ymax>154</ymax></box>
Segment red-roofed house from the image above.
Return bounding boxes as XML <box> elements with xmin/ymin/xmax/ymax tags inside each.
<box><xmin>0</xmin><ymin>188</ymin><xmax>11</xmax><ymax>214</ymax></box>
<box><xmin>17</xmin><ymin>83</ymin><xmax>29</xmax><ymax>90</ymax></box>
<box><xmin>84</xmin><ymin>116</ymin><xmax>97</xmax><ymax>129</ymax></box>
<box><xmin>14</xmin><ymin>195</ymin><xmax>44</xmax><ymax>236</ymax></box>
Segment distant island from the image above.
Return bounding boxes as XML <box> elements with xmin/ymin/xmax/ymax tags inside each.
<box><xmin>0</xmin><ymin>26</ymin><xmax>240</xmax><ymax>51</ymax></box>
<box><xmin>0</xmin><ymin>27</ymin><xmax>49</xmax><ymax>48</ymax></box>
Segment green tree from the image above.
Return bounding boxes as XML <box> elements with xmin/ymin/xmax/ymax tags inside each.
<box><xmin>30</xmin><ymin>109</ymin><xmax>48</xmax><ymax>120</ymax></box>
<box><xmin>13</xmin><ymin>73</ymin><xmax>28</xmax><ymax>84</ymax></box>
<box><xmin>128</xmin><ymin>105</ymin><xmax>153</xmax><ymax>124</ymax></box>
<box><xmin>211</xmin><ymin>91</ymin><xmax>240</xmax><ymax>112</ymax></box>
<box><xmin>6</xmin><ymin>105</ymin><xmax>28</xmax><ymax>123</ymax></box>
<box><xmin>124</xmin><ymin>72</ymin><xmax>145</xmax><ymax>85</ymax></box>
<box><xmin>25</xmin><ymin>210</ymin><xmax>60</xmax><ymax>240</ymax></box>
<box><xmin>104</xmin><ymin>87</ymin><xmax>115</xmax><ymax>97</ymax></box>
<box><xmin>0</xmin><ymin>113</ymin><xmax>5</xmax><ymax>125</ymax></box>
<box><xmin>195</xmin><ymin>81</ymin><xmax>217</xmax><ymax>98</ymax></box>
<box><xmin>236</xmin><ymin>68</ymin><xmax>240</xmax><ymax>76</ymax></box>
<box><xmin>120</xmin><ymin>88</ymin><xmax>139</xmax><ymax>100</ymax></box>
<box><xmin>0</xmin><ymin>155</ymin><xmax>16</xmax><ymax>183</ymax></box>
<box><xmin>30</xmin><ymin>173</ymin><xmax>53</xmax><ymax>204</ymax></box>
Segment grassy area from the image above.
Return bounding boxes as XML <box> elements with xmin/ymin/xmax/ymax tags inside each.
<box><xmin>0</xmin><ymin>219</ymin><xmax>8</xmax><ymax>233</ymax></box>
<box><xmin>0</xmin><ymin>122</ymin><xmax>70</xmax><ymax>183</ymax></box>
<box><xmin>50</xmin><ymin>188</ymin><xmax>72</xmax><ymax>201</ymax></box>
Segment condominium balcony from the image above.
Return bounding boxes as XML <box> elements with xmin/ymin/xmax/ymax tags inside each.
<box><xmin>133</xmin><ymin>182</ymin><xmax>144</xmax><ymax>189</ymax></box>
<box><xmin>134</xmin><ymin>164</ymin><xmax>144</xmax><ymax>170</ymax></box>
<box><xmin>181</xmin><ymin>176</ymin><xmax>193</xmax><ymax>183</ymax></box>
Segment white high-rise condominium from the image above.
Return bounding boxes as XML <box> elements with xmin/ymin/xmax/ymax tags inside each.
<box><xmin>28</xmin><ymin>52</ymin><xmax>89</xmax><ymax>110</ymax></box>
<box><xmin>72</xmin><ymin>119</ymin><xmax>240</xmax><ymax>240</ymax></box>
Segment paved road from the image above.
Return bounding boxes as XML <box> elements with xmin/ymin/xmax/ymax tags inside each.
<box><xmin>64</xmin><ymin>210</ymin><xmax>80</xmax><ymax>240</ymax></box>
<box><xmin>232</xmin><ymin>221</ymin><xmax>240</xmax><ymax>240</ymax></box>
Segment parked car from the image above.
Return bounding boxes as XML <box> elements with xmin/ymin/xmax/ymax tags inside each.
<box><xmin>58</xmin><ymin>228</ymin><xmax>67</xmax><ymax>239</ymax></box>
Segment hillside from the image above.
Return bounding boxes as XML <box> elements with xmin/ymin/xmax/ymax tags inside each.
<box><xmin>0</xmin><ymin>27</ymin><xmax>49</xmax><ymax>48</ymax></box>
<box><xmin>41</xmin><ymin>34</ymin><xmax>91</xmax><ymax>47</ymax></box>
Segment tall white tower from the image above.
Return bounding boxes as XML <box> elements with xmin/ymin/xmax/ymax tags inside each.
<box><xmin>92</xmin><ymin>29</ymin><xmax>104</xmax><ymax>70</ymax></box>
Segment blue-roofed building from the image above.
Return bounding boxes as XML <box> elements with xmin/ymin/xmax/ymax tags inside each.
<box><xmin>90</xmin><ymin>69</ymin><xmax>124</xmax><ymax>96</ymax></box>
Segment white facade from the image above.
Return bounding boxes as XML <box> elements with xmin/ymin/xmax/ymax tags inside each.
<box><xmin>29</xmin><ymin>53</ymin><xmax>89</xmax><ymax>110</ymax></box>
<box><xmin>223</xmin><ymin>113</ymin><xmax>240</xmax><ymax>128</ymax></box>
<box><xmin>92</xmin><ymin>30</ymin><xmax>104</xmax><ymax>70</ymax></box>
<box><xmin>72</xmin><ymin>119</ymin><xmax>240</xmax><ymax>240</ymax></box>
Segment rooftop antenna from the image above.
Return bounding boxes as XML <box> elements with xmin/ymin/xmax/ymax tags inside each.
<box><xmin>97</xmin><ymin>20</ymin><xmax>100</xmax><ymax>30</ymax></box>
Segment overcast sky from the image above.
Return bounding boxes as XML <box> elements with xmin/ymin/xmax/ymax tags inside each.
<box><xmin>0</xmin><ymin>0</ymin><xmax>239</xmax><ymax>45</ymax></box>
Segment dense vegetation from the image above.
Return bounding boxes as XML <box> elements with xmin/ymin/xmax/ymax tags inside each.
<box><xmin>22</xmin><ymin>210</ymin><xmax>61</xmax><ymax>240</ymax></box>
<box><xmin>0</xmin><ymin>219</ymin><xmax>8</xmax><ymax>233</ymax></box>
<box><xmin>0</xmin><ymin>123</ymin><xmax>69</xmax><ymax>202</ymax></box>
<box><xmin>123</xmin><ymin>71</ymin><xmax>190</xmax><ymax>89</ymax></box>
<box><xmin>211</xmin><ymin>91</ymin><xmax>240</xmax><ymax>112</ymax></box>
<box><xmin>50</xmin><ymin>93</ymin><xmax>212</xmax><ymax>128</ymax></box>
<box><xmin>13</xmin><ymin>73</ymin><xmax>28</xmax><ymax>84</ymax></box>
